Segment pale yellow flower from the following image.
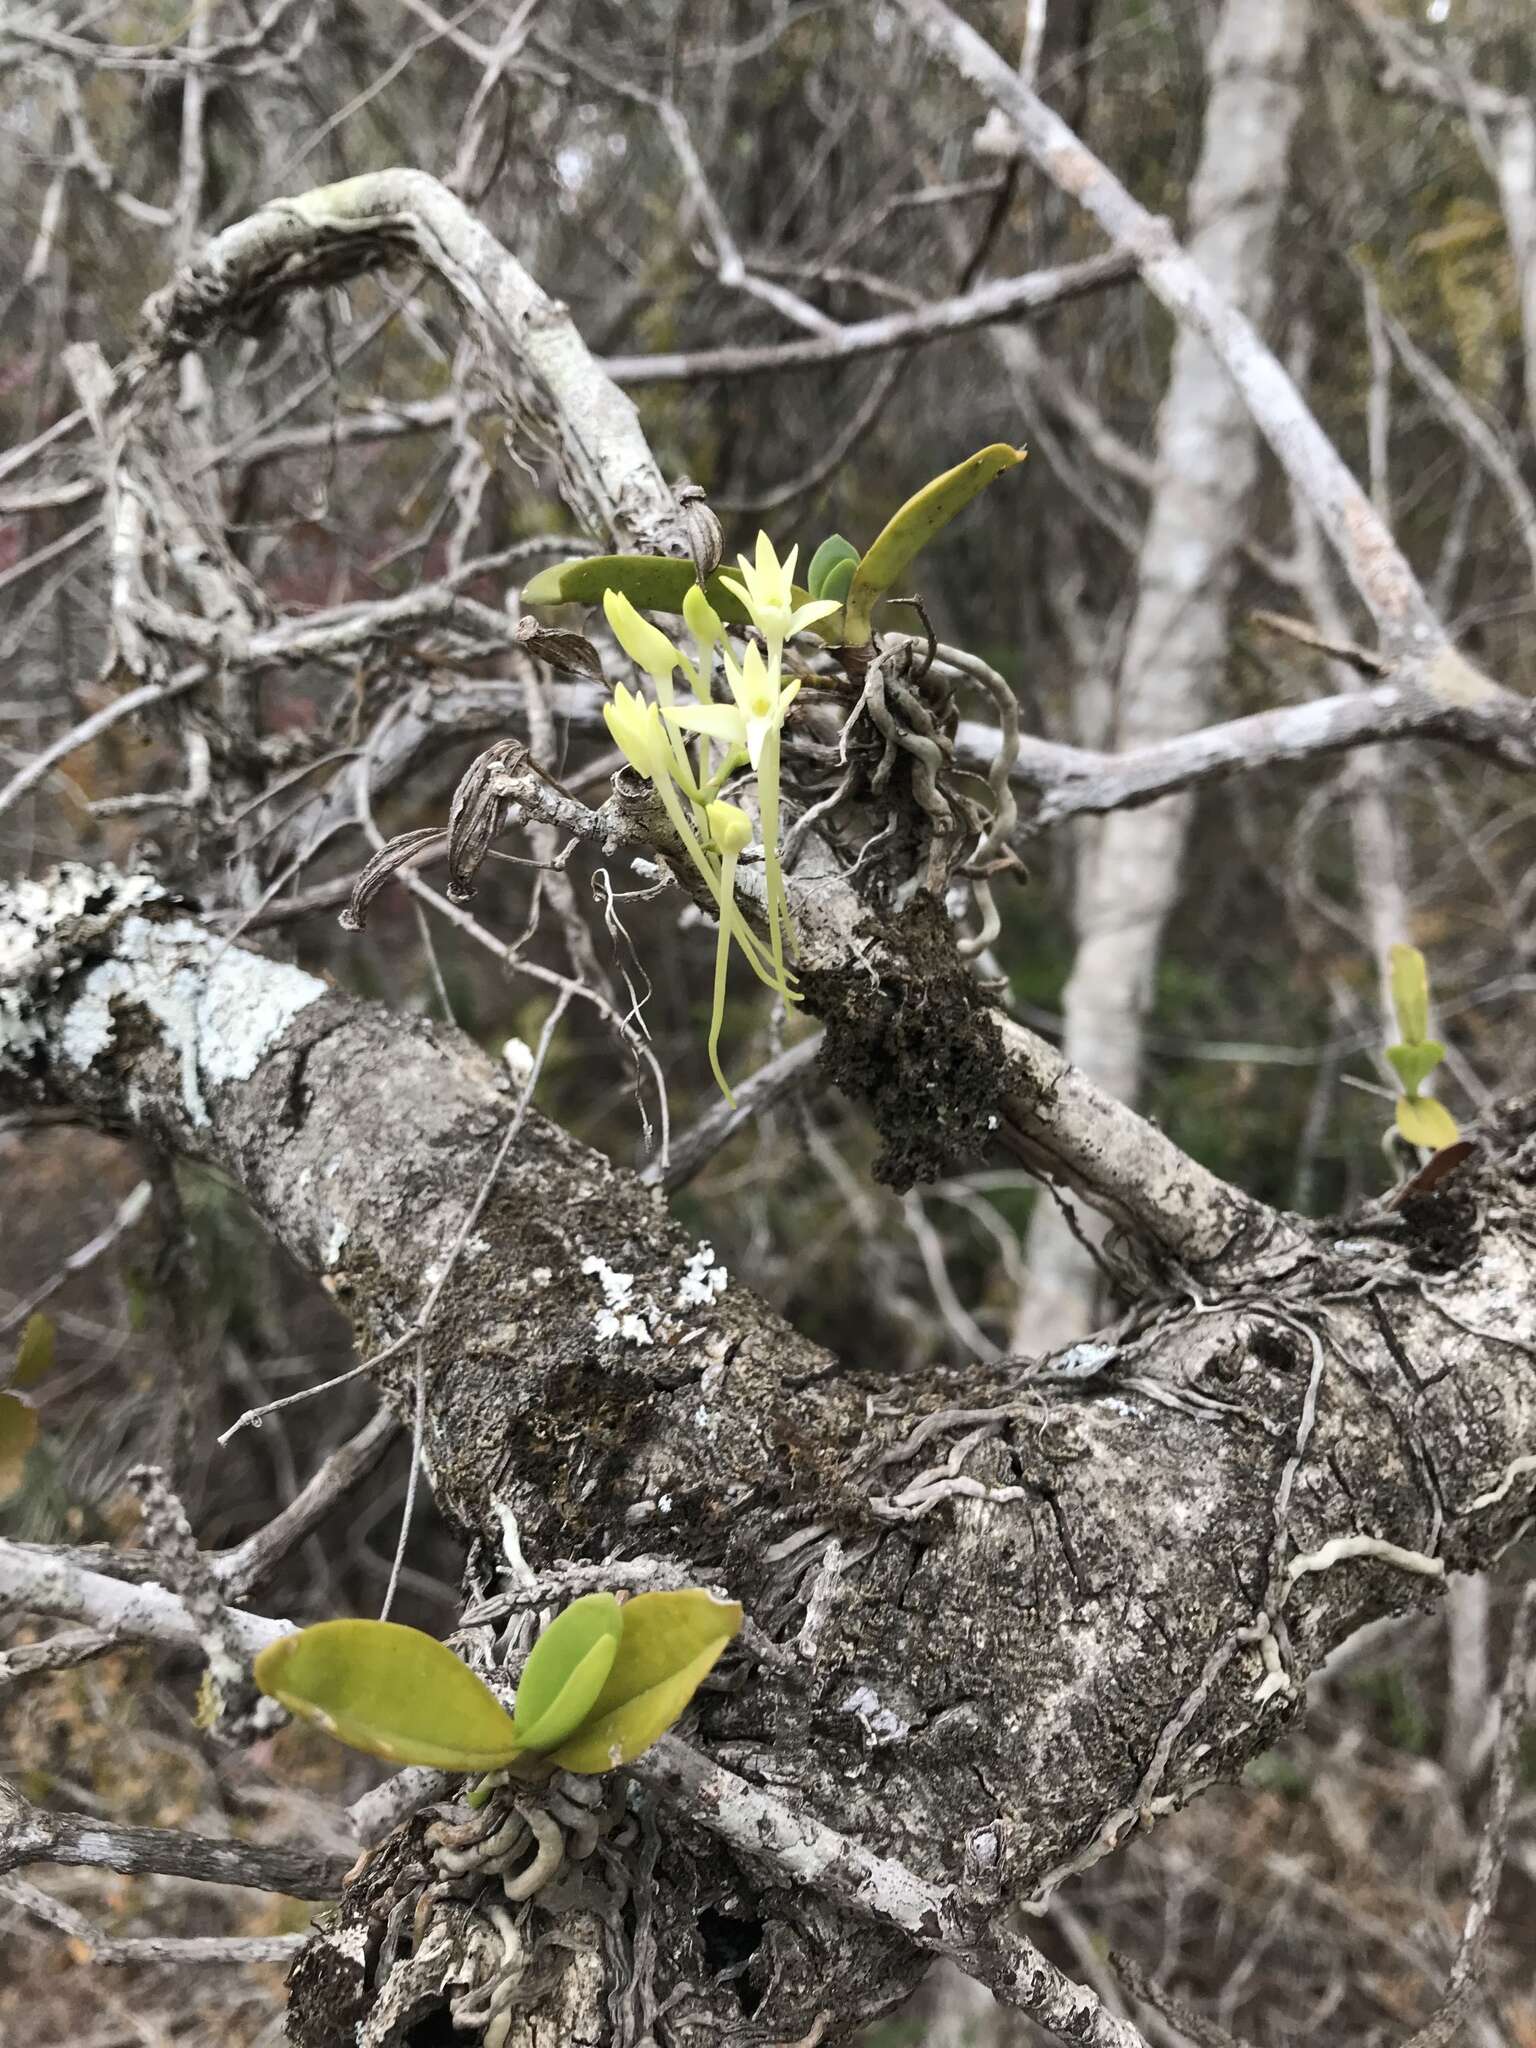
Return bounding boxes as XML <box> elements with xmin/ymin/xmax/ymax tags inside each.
<box><xmin>663</xmin><ymin>643</ymin><xmax>800</xmax><ymax>774</ymax></box>
<box><xmin>602</xmin><ymin>588</ymin><xmax>685</xmax><ymax>685</ymax></box>
<box><xmin>602</xmin><ymin>680</ymin><xmax>664</xmax><ymax>781</ymax></box>
<box><xmin>717</xmin><ymin>532</ymin><xmax>841</xmax><ymax>655</ymax></box>
<box><xmin>705</xmin><ymin>801</ymin><xmax>753</xmax><ymax>855</ymax></box>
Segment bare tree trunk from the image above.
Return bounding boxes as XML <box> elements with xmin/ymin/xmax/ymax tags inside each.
<box><xmin>1015</xmin><ymin>0</ymin><xmax>1314</xmax><ymax>1350</ymax></box>
<box><xmin>1495</xmin><ymin>105</ymin><xmax>1536</xmax><ymax>445</ymax></box>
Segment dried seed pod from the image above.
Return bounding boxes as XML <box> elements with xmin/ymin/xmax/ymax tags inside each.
<box><xmin>673</xmin><ymin>476</ymin><xmax>723</xmax><ymax>586</ymax></box>
<box><xmin>513</xmin><ymin>616</ymin><xmax>606</xmax><ymax>682</ymax></box>
<box><xmin>447</xmin><ymin>739</ymin><xmax>528</xmax><ymax>903</ymax></box>
<box><xmin>339</xmin><ymin>828</ymin><xmax>446</xmax><ymax>931</ymax></box>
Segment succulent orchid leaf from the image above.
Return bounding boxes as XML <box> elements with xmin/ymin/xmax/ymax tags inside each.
<box><xmin>1395</xmin><ymin>1093</ymin><xmax>1460</xmax><ymax>1152</ymax></box>
<box><xmin>12</xmin><ymin>1311</ymin><xmax>55</xmax><ymax>1390</ymax></box>
<box><xmin>550</xmin><ymin>1590</ymin><xmax>742</xmax><ymax>1774</ymax></box>
<box><xmin>817</xmin><ymin>554</ymin><xmax>856</xmax><ymax>607</ymax></box>
<box><xmin>0</xmin><ymin>1392</ymin><xmax>38</xmax><ymax>1501</ymax></box>
<box><xmin>511</xmin><ymin>1592</ymin><xmax>624</xmax><ymax>1752</ymax></box>
<box><xmin>1389</xmin><ymin>944</ymin><xmax>1432</xmax><ymax>1047</ymax></box>
<box><xmin>806</xmin><ymin>533</ymin><xmax>860</xmax><ymax>600</ymax></box>
<box><xmin>522</xmin><ymin>555</ymin><xmax>832</xmax><ymax>636</ymax></box>
<box><xmin>253</xmin><ymin>1620</ymin><xmax>523</xmax><ymax>1771</ymax></box>
<box><xmin>841</xmin><ymin>443</ymin><xmax>1026</xmax><ymax>644</ymax></box>
<box><xmin>1386</xmin><ymin>1040</ymin><xmax>1445</xmax><ymax>1098</ymax></box>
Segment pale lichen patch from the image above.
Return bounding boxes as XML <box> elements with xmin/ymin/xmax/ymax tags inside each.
<box><xmin>1</xmin><ymin>866</ymin><xmax>161</xmax><ymax>1071</ymax></box>
<box><xmin>676</xmin><ymin>1242</ymin><xmax>728</xmax><ymax>1310</ymax></box>
<box><xmin>57</xmin><ymin>912</ymin><xmax>325</xmax><ymax>1126</ymax></box>
<box><xmin>581</xmin><ymin>1253</ymin><xmax>655</xmax><ymax>1345</ymax></box>
<box><xmin>840</xmin><ymin>1683</ymin><xmax>910</xmax><ymax>1746</ymax></box>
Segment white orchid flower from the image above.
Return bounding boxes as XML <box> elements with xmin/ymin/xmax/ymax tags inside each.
<box><xmin>717</xmin><ymin>532</ymin><xmax>841</xmax><ymax>658</ymax></box>
<box><xmin>662</xmin><ymin>643</ymin><xmax>799</xmax><ymax>773</ymax></box>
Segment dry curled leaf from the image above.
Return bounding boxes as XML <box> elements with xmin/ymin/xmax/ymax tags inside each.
<box><xmin>1390</xmin><ymin>1138</ymin><xmax>1478</xmax><ymax>1206</ymax></box>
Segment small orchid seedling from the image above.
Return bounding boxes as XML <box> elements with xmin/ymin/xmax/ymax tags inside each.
<box><xmin>1385</xmin><ymin>943</ymin><xmax>1459</xmax><ymax>1155</ymax></box>
<box><xmin>253</xmin><ymin>1588</ymin><xmax>743</xmax><ymax>1782</ymax></box>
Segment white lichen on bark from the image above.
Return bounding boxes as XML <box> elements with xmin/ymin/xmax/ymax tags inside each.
<box><xmin>60</xmin><ymin>911</ymin><xmax>325</xmax><ymax>1124</ymax></box>
<box><xmin>2</xmin><ymin>864</ymin><xmax>325</xmax><ymax>1125</ymax></box>
<box><xmin>1</xmin><ymin>865</ymin><xmax>160</xmax><ymax>1069</ymax></box>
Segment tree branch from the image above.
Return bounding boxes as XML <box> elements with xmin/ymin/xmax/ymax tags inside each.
<box><xmin>638</xmin><ymin>1738</ymin><xmax>1151</xmax><ymax>2048</ymax></box>
<box><xmin>601</xmin><ymin>250</ymin><xmax>1137</xmax><ymax>381</ymax></box>
<box><xmin>4</xmin><ymin>866</ymin><xmax>1535</xmax><ymax>2041</ymax></box>
<box><xmin>957</xmin><ymin>661</ymin><xmax>1536</xmax><ymax>834</ymax></box>
<box><xmin>891</xmin><ymin>0</ymin><xmax>1465</xmax><ymax>669</ymax></box>
<box><xmin>138</xmin><ymin>169</ymin><xmax>685</xmax><ymax>555</ymax></box>
<box><xmin>0</xmin><ymin>1778</ymin><xmax>348</xmax><ymax>1900</ymax></box>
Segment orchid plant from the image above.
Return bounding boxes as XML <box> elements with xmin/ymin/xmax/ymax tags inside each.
<box><xmin>601</xmin><ymin>535</ymin><xmax>841</xmax><ymax>1101</ymax></box>
<box><xmin>343</xmin><ymin>449</ymin><xmax>1028</xmax><ymax>1104</ymax></box>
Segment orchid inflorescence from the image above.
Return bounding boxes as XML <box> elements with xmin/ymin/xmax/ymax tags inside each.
<box><xmin>601</xmin><ymin>533</ymin><xmax>841</xmax><ymax>1102</ymax></box>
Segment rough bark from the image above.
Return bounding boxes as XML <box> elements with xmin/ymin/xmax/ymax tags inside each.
<box><xmin>4</xmin><ymin>863</ymin><xmax>1535</xmax><ymax>2042</ymax></box>
<box><xmin>1017</xmin><ymin>0</ymin><xmax>1313</xmax><ymax>1349</ymax></box>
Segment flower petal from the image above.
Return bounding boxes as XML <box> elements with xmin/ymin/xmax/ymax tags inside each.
<box><xmin>744</xmin><ymin>711</ymin><xmax>774</xmax><ymax>772</ymax></box>
<box><xmin>604</xmin><ymin>699</ymin><xmax>653</xmax><ymax>780</ymax></box>
<box><xmin>786</xmin><ymin>598</ymin><xmax>843</xmax><ymax>637</ymax></box>
<box><xmin>603</xmin><ymin>588</ymin><xmax>683</xmax><ymax>683</ymax></box>
<box><xmin>662</xmin><ymin>702</ymin><xmax>746</xmax><ymax>741</ymax></box>
<box><xmin>683</xmin><ymin>584</ymin><xmax>722</xmax><ymax>653</ymax></box>
<box><xmin>705</xmin><ymin>801</ymin><xmax>754</xmax><ymax>856</ymax></box>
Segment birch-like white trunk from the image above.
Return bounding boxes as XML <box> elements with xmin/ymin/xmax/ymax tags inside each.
<box><xmin>1495</xmin><ymin>104</ymin><xmax>1536</xmax><ymax>437</ymax></box>
<box><xmin>1015</xmin><ymin>0</ymin><xmax>1313</xmax><ymax>1350</ymax></box>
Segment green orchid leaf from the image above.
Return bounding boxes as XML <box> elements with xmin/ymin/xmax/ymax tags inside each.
<box><xmin>12</xmin><ymin>1311</ymin><xmax>55</xmax><ymax>1390</ymax></box>
<box><xmin>1395</xmin><ymin>1093</ymin><xmax>1460</xmax><ymax>1153</ymax></box>
<box><xmin>816</xmin><ymin>555</ymin><xmax>856</xmax><ymax>607</ymax></box>
<box><xmin>842</xmin><ymin>443</ymin><xmax>1026</xmax><ymax>645</ymax></box>
<box><xmin>511</xmin><ymin>1592</ymin><xmax>624</xmax><ymax>1752</ymax></box>
<box><xmin>550</xmin><ymin>1589</ymin><xmax>742</xmax><ymax>1775</ymax></box>
<box><xmin>806</xmin><ymin>533</ymin><xmax>860</xmax><ymax>601</ymax></box>
<box><xmin>253</xmin><ymin>1620</ymin><xmax>522</xmax><ymax>1770</ymax></box>
<box><xmin>0</xmin><ymin>1391</ymin><xmax>39</xmax><ymax>1502</ymax></box>
<box><xmin>1389</xmin><ymin>943</ymin><xmax>1431</xmax><ymax>1047</ymax></box>
<box><xmin>522</xmin><ymin>555</ymin><xmax>834</xmax><ymax>637</ymax></box>
<box><xmin>1386</xmin><ymin>1040</ymin><xmax>1445</xmax><ymax>1098</ymax></box>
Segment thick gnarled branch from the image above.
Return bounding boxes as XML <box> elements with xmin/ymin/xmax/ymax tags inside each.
<box><xmin>138</xmin><ymin>168</ymin><xmax>684</xmax><ymax>555</ymax></box>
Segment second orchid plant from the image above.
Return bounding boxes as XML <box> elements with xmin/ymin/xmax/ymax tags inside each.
<box><xmin>601</xmin><ymin>534</ymin><xmax>841</xmax><ymax>1102</ymax></box>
